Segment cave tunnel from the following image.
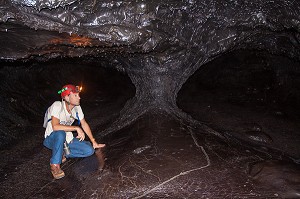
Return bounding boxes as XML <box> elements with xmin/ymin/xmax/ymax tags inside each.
<box><xmin>0</xmin><ymin>0</ymin><xmax>300</xmax><ymax>198</ymax></box>
<box><xmin>178</xmin><ymin>49</ymin><xmax>300</xmax><ymax>159</ymax></box>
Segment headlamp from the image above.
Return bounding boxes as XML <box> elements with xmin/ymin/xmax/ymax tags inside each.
<box><xmin>75</xmin><ymin>86</ymin><xmax>82</xmax><ymax>93</ymax></box>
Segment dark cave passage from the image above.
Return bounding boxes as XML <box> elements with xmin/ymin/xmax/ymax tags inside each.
<box><xmin>177</xmin><ymin>49</ymin><xmax>300</xmax><ymax>159</ymax></box>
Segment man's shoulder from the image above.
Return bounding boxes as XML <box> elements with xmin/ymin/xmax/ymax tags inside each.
<box><xmin>75</xmin><ymin>104</ymin><xmax>82</xmax><ymax>108</ymax></box>
<box><xmin>74</xmin><ymin>104</ymin><xmax>82</xmax><ymax>112</ymax></box>
<box><xmin>51</xmin><ymin>101</ymin><xmax>62</xmax><ymax>109</ymax></box>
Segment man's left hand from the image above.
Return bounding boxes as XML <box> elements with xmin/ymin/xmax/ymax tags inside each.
<box><xmin>92</xmin><ymin>141</ymin><xmax>106</xmax><ymax>149</ymax></box>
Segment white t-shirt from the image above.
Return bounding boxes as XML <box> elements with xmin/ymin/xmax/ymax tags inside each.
<box><xmin>44</xmin><ymin>101</ymin><xmax>84</xmax><ymax>143</ymax></box>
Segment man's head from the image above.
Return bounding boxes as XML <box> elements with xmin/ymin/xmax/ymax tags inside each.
<box><xmin>58</xmin><ymin>84</ymin><xmax>82</xmax><ymax>106</ymax></box>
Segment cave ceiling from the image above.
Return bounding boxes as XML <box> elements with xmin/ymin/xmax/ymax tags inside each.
<box><xmin>0</xmin><ymin>0</ymin><xmax>299</xmax><ymax>65</ymax></box>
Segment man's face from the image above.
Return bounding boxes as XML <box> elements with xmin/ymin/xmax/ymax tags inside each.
<box><xmin>67</xmin><ymin>92</ymin><xmax>81</xmax><ymax>106</ymax></box>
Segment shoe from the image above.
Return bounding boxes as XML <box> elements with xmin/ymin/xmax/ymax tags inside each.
<box><xmin>62</xmin><ymin>155</ymin><xmax>67</xmax><ymax>164</ymax></box>
<box><xmin>50</xmin><ymin>164</ymin><xmax>65</xmax><ymax>179</ymax></box>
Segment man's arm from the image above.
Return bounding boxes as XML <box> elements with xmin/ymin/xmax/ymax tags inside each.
<box><xmin>51</xmin><ymin>116</ymin><xmax>85</xmax><ymax>141</ymax></box>
<box><xmin>80</xmin><ymin>118</ymin><xmax>106</xmax><ymax>149</ymax></box>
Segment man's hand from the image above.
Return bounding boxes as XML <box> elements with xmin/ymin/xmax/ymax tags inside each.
<box><xmin>92</xmin><ymin>140</ymin><xmax>106</xmax><ymax>149</ymax></box>
<box><xmin>76</xmin><ymin>128</ymin><xmax>85</xmax><ymax>141</ymax></box>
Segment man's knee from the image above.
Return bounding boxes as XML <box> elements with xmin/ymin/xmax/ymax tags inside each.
<box><xmin>54</xmin><ymin>130</ymin><xmax>66</xmax><ymax>141</ymax></box>
<box><xmin>85</xmin><ymin>144</ymin><xmax>95</xmax><ymax>156</ymax></box>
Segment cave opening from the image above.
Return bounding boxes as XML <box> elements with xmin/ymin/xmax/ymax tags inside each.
<box><xmin>178</xmin><ymin>49</ymin><xmax>300</xmax><ymax>159</ymax></box>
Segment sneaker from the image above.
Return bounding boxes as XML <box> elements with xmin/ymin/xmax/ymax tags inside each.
<box><xmin>50</xmin><ymin>164</ymin><xmax>65</xmax><ymax>179</ymax></box>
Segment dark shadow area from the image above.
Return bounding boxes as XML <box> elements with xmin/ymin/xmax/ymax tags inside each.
<box><xmin>177</xmin><ymin>49</ymin><xmax>300</xmax><ymax>159</ymax></box>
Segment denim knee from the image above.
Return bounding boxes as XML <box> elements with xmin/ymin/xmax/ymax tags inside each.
<box><xmin>55</xmin><ymin>130</ymin><xmax>66</xmax><ymax>142</ymax></box>
<box><xmin>43</xmin><ymin>130</ymin><xmax>66</xmax><ymax>149</ymax></box>
<box><xmin>85</xmin><ymin>144</ymin><xmax>95</xmax><ymax>156</ymax></box>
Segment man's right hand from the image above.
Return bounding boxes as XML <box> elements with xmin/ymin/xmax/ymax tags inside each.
<box><xmin>75</xmin><ymin>127</ymin><xmax>85</xmax><ymax>141</ymax></box>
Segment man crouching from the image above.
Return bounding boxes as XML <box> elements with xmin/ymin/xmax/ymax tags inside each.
<box><xmin>43</xmin><ymin>84</ymin><xmax>105</xmax><ymax>179</ymax></box>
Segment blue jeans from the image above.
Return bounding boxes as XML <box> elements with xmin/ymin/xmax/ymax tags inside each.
<box><xmin>43</xmin><ymin>130</ymin><xmax>95</xmax><ymax>164</ymax></box>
